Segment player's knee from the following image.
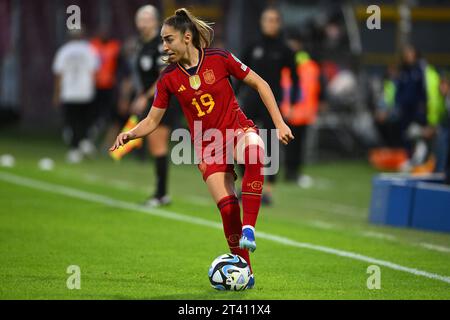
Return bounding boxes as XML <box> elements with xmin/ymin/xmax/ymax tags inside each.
<box><xmin>244</xmin><ymin>144</ymin><xmax>265</xmax><ymax>166</ymax></box>
<box><xmin>236</xmin><ymin>132</ymin><xmax>265</xmax><ymax>164</ymax></box>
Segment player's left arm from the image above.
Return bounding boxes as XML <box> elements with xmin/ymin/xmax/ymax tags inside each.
<box><xmin>243</xmin><ymin>70</ymin><xmax>294</xmax><ymax>145</ymax></box>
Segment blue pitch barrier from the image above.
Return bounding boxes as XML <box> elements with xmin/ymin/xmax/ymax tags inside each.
<box><xmin>369</xmin><ymin>174</ymin><xmax>450</xmax><ymax>233</ymax></box>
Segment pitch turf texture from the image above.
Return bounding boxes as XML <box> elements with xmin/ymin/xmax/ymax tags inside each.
<box><xmin>1</xmin><ymin>131</ymin><xmax>450</xmax><ymax>300</ymax></box>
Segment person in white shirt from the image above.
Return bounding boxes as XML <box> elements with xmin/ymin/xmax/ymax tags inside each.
<box><xmin>53</xmin><ymin>28</ymin><xmax>99</xmax><ymax>163</ymax></box>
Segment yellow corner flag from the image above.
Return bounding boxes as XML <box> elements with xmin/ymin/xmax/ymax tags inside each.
<box><xmin>109</xmin><ymin>115</ymin><xmax>143</xmax><ymax>161</ymax></box>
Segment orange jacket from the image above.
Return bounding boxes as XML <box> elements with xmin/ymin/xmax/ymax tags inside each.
<box><xmin>281</xmin><ymin>52</ymin><xmax>320</xmax><ymax>126</ymax></box>
<box><xmin>90</xmin><ymin>38</ymin><xmax>121</xmax><ymax>89</ymax></box>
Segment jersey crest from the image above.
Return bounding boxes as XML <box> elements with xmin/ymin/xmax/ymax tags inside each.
<box><xmin>203</xmin><ymin>69</ymin><xmax>216</xmax><ymax>85</ymax></box>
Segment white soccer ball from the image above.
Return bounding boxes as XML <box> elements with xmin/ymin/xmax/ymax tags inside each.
<box><xmin>208</xmin><ymin>253</ymin><xmax>251</xmax><ymax>291</ymax></box>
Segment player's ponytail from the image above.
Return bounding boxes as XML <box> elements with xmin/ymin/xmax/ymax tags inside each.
<box><xmin>164</xmin><ymin>8</ymin><xmax>214</xmax><ymax>48</ymax></box>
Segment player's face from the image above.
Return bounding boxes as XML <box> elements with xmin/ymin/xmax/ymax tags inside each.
<box><xmin>261</xmin><ymin>9</ymin><xmax>281</xmax><ymax>37</ymax></box>
<box><xmin>161</xmin><ymin>25</ymin><xmax>189</xmax><ymax>63</ymax></box>
<box><xmin>136</xmin><ymin>12</ymin><xmax>158</xmax><ymax>38</ymax></box>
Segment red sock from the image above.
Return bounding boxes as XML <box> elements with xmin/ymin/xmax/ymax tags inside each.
<box><xmin>217</xmin><ymin>195</ymin><xmax>252</xmax><ymax>273</ymax></box>
<box><xmin>241</xmin><ymin>145</ymin><xmax>264</xmax><ymax>228</ymax></box>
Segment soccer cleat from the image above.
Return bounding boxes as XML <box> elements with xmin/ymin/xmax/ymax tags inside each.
<box><xmin>246</xmin><ymin>274</ymin><xmax>255</xmax><ymax>289</ymax></box>
<box><xmin>143</xmin><ymin>195</ymin><xmax>171</xmax><ymax>208</ymax></box>
<box><xmin>239</xmin><ymin>227</ymin><xmax>256</xmax><ymax>252</ymax></box>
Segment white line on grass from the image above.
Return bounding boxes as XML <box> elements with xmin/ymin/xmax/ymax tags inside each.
<box><xmin>360</xmin><ymin>231</ymin><xmax>398</xmax><ymax>241</ymax></box>
<box><xmin>61</xmin><ymin>170</ymin><xmax>367</xmax><ymax>218</ymax></box>
<box><xmin>306</xmin><ymin>220</ymin><xmax>336</xmax><ymax>230</ymax></box>
<box><xmin>419</xmin><ymin>243</ymin><xmax>450</xmax><ymax>254</ymax></box>
<box><xmin>303</xmin><ymin>200</ymin><xmax>366</xmax><ymax>217</ymax></box>
<box><xmin>1</xmin><ymin>171</ymin><xmax>450</xmax><ymax>285</ymax></box>
<box><xmin>85</xmin><ymin>175</ymin><xmax>449</xmax><ymax>256</ymax></box>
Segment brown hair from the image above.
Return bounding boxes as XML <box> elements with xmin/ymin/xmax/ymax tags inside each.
<box><xmin>163</xmin><ymin>8</ymin><xmax>214</xmax><ymax>48</ymax></box>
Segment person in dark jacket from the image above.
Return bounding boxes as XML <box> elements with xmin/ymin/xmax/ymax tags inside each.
<box><xmin>238</xmin><ymin>6</ymin><xmax>298</xmax><ymax>205</ymax></box>
<box><xmin>395</xmin><ymin>45</ymin><xmax>428</xmax><ymax>154</ymax></box>
<box><xmin>439</xmin><ymin>75</ymin><xmax>450</xmax><ymax>184</ymax></box>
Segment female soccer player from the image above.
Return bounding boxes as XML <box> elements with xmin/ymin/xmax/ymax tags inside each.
<box><xmin>110</xmin><ymin>8</ymin><xmax>293</xmax><ymax>288</ymax></box>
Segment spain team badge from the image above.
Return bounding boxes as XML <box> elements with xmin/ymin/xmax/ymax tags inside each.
<box><xmin>203</xmin><ymin>69</ymin><xmax>215</xmax><ymax>85</ymax></box>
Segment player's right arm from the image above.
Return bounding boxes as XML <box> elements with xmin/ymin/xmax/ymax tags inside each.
<box><xmin>109</xmin><ymin>106</ymin><xmax>166</xmax><ymax>151</ymax></box>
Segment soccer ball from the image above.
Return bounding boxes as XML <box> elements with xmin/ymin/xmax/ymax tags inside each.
<box><xmin>208</xmin><ymin>253</ymin><xmax>251</xmax><ymax>291</ymax></box>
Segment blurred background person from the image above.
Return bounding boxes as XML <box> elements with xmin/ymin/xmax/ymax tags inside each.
<box><xmin>445</xmin><ymin>77</ymin><xmax>450</xmax><ymax>185</ymax></box>
<box><xmin>423</xmin><ymin>61</ymin><xmax>446</xmax><ymax>174</ymax></box>
<box><xmin>131</xmin><ymin>5</ymin><xmax>179</xmax><ymax>207</ymax></box>
<box><xmin>52</xmin><ymin>28</ymin><xmax>99</xmax><ymax>164</ymax></box>
<box><xmin>282</xmin><ymin>32</ymin><xmax>320</xmax><ymax>188</ymax></box>
<box><xmin>373</xmin><ymin>64</ymin><xmax>402</xmax><ymax>148</ymax></box>
<box><xmin>395</xmin><ymin>45</ymin><xmax>429</xmax><ymax>170</ymax></box>
<box><xmin>396</xmin><ymin>45</ymin><xmax>446</xmax><ymax>173</ymax></box>
<box><xmin>238</xmin><ymin>6</ymin><xmax>298</xmax><ymax>205</ymax></box>
<box><xmin>98</xmin><ymin>37</ymin><xmax>136</xmax><ymax>152</ymax></box>
<box><xmin>89</xmin><ymin>28</ymin><xmax>122</xmax><ymax>147</ymax></box>
<box><xmin>438</xmin><ymin>74</ymin><xmax>450</xmax><ymax>182</ymax></box>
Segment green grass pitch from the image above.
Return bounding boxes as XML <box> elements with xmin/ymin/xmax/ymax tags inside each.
<box><xmin>1</xmin><ymin>130</ymin><xmax>449</xmax><ymax>299</ymax></box>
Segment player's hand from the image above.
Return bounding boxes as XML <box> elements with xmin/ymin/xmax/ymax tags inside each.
<box><xmin>277</xmin><ymin>122</ymin><xmax>294</xmax><ymax>145</ymax></box>
<box><xmin>109</xmin><ymin>132</ymin><xmax>134</xmax><ymax>151</ymax></box>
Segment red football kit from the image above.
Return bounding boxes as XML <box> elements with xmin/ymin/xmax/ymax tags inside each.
<box><xmin>153</xmin><ymin>48</ymin><xmax>265</xmax><ymax>268</ymax></box>
<box><xmin>153</xmin><ymin>48</ymin><xmax>256</xmax><ymax>180</ymax></box>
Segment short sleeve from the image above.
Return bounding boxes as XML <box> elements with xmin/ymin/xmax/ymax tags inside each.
<box><xmin>224</xmin><ymin>51</ymin><xmax>251</xmax><ymax>80</ymax></box>
<box><xmin>153</xmin><ymin>76</ymin><xmax>170</xmax><ymax>109</ymax></box>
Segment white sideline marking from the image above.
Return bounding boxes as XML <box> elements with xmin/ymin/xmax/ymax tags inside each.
<box><xmin>420</xmin><ymin>243</ymin><xmax>450</xmax><ymax>254</ymax></box>
<box><xmin>299</xmin><ymin>199</ymin><xmax>365</xmax><ymax>218</ymax></box>
<box><xmin>1</xmin><ymin>171</ymin><xmax>450</xmax><ymax>285</ymax></box>
<box><xmin>361</xmin><ymin>231</ymin><xmax>397</xmax><ymax>241</ymax></box>
<box><xmin>307</xmin><ymin>221</ymin><xmax>335</xmax><ymax>230</ymax></box>
<box><xmin>56</xmin><ymin>170</ymin><xmax>450</xmax><ymax>256</ymax></box>
<box><xmin>183</xmin><ymin>195</ymin><xmax>212</xmax><ymax>206</ymax></box>
<box><xmin>65</xmin><ymin>170</ymin><xmax>366</xmax><ymax>218</ymax></box>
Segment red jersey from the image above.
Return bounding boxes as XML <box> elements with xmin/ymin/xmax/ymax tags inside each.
<box><xmin>153</xmin><ymin>48</ymin><xmax>253</xmax><ymax>143</ymax></box>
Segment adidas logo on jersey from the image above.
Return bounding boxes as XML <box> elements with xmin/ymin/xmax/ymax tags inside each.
<box><xmin>178</xmin><ymin>85</ymin><xmax>186</xmax><ymax>92</ymax></box>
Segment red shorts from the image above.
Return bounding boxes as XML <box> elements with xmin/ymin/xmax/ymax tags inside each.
<box><xmin>197</xmin><ymin>111</ymin><xmax>257</xmax><ymax>182</ymax></box>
